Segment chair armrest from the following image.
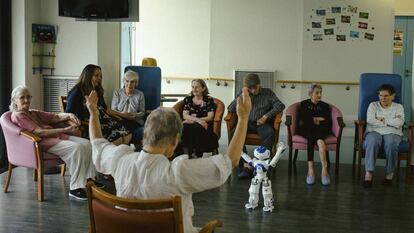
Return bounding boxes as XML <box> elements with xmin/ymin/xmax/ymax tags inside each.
<box><xmin>354</xmin><ymin>120</ymin><xmax>366</xmax><ymax>126</ymax></box>
<box><xmin>199</xmin><ymin>220</ymin><xmax>223</xmax><ymax>233</ymax></box>
<box><xmin>285</xmin><ymin>115</ymin><xmax>292</xmax><ymax>126</ymax></box>
<box><xmin>332</xmin><ymin>117</ymin><xmax>346</xmax><ymax>138</ymax></box>
<box><xmin>20</xmin><ymin>130</ymin><xmax>42</xmax><ymax>142</ymax></box>
<box><xmin>224</xmin><ymin>112</ymin><xmax>238</xmax><ymax>143</ymax></box>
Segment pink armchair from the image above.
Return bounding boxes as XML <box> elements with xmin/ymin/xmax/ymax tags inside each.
<box><xmin>0</xmin><ymin>111</ymin><xmax>66</xmax><ymax>201</ymax></box>
<box><xmin>285</xmin><ymin>102</ymin><xmax>345</xmax><ymax>181</ymax></box>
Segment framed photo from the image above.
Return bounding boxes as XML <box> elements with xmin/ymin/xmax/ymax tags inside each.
<box><xmin>359</xmin><ymin>12</ymin><xmax>369</xmax><ymax>19</ymax></box>
<box><xmin>350</xmin><ymin>31</ymin><xmax>359</xmax><ymax>38</ymax></box>
<box><xmin>332</xmin><ymin>7</ymin><xmax>341</xmax><ymax>13</ymax></box>
<box><xmin>324</xmin><ymin>29</ymin><xmax>334</xmax><ymax>35</ymax></box>
<box><xmin>326</xmin><ymin>18</ymin><xmax>336</xmax><ymax>25</ymax></box>
<box><xmin>312</xmin><ymin>22</ymin><xmax>322</xmax><ymax>28</ymax></box>
<box><xmin>32</xmin><ymin>24</ymin><xmax>56</xmax><ymax>43</ymax></box>
<box><xmin>313</xmin><ymin>34</ymin><xmax>323</xmax><ymax>41</ymax></box>
<box><xmin>316</xmin><ymin>9</ymin><xmax>326</xmax><ymax>16</ymax></box>
<box><xmin>348</xmin><ymin>5</ymin><xmax>357</xmax><ymax>13</ymax></box>
<box><xmin>364</xmin><ymin>33</ymin><xmax>374</xmax><ymax>40</ymax></box>
<box><xmin>341</xmin><ymin>15</ymin><xmax>351</xmax><ymax>23</ymax></box>
<box><xmin>336</xmin><ymin>35</ymin><xmax>346</xmax><ymax>41</ymax></box>
<box><xmin>358</xmin><ymin>22</ymin><xmax>368</xmax><ymax>29</ymax></box>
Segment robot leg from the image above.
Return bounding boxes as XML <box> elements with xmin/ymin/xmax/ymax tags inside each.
<box><xmin>245</xmin><ymin>177</ymin><xmax>260</xmax><ymax>210</ymax></box>
<box><xmin>262</xmin><ymin>178</ymin><xmax>274</xmax><ymax>212</ymax></box>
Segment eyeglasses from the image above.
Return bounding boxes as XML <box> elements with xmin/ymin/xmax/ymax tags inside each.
<box><xmin>18</xmin><ymin>95</ymin><xmax>32</xmax><ymax>100</ymax></box>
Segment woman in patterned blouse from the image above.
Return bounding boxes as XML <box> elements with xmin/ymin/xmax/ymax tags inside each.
<box><xmin>181</xmin><ymin>79</ymin><xmax>218</xmax><ymax>157</ymax></box>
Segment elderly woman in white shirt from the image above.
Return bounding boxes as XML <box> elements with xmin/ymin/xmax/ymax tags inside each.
<box><xmin>111</xmin><ymin>70</ymin><xmax>145</xmax><ymax>141</ymax></box>
<box><xmin>86</xmin><ymin>88</ymin><xmax>251</xmax><ymax>233</ymax></box>
<box><xmin>363</xmin><ymin>84</ymin><xmax>404</xmax><ymax>187</ymax></box>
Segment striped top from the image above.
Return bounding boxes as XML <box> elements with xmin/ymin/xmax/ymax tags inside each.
<box><xmin>228</xmin><ymin>88</ymin><xmax>285</xmax><ymax>122</ymax></box>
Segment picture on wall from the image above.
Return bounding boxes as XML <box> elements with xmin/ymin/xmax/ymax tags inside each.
<box><xmin>326</xmin><ymin>18</ymin><xmax>336</xmax><ymax>25</ymax></box>
<box><xmin>359</xmin><ymin>12</ymin><xmax>369</xmax><ymax>19</ymax></box>
<box><xmin>316</xmin><ymin>9</ymin><xmax>326</xmax><ymax>16</ymax></box>
<box><xmin>324</xmin><ymin>29</ymin><xmax>334</xmax><ymax>35</ymax></box>
<box><xmin>341</xmin><ymin>15</ymin><xmax>351</xmax><ymax>23</ymax></box>
<box><xmin>313</xmin><ymin>34</ymin><xmax>323</xmax><ymax>41</ymax></box>
<box><xmin>358</xmin><ymin>22</ymin><xmax>368</xmax><ymax>29</ymax></box>
<box><xmin>336</xmin><ymin>35</ymin><xmax>346</xmax><ymax>41</ymax></box>
<box><xmin>332</xmin><ymin>7</ymin><xmax>341</xmax><ymax>13</ymax></box>
<box><xmin>393</xmin><ymin>30</ymin><xmax>403</xmax><ymax>56</ymax></box>
<box><xmin>350</xmin><ymin>30</ymin><xmax>360</xmax><ymax>38</ymax></box>
<box><xmin>312</xmin><ymin>22</ymin><xmax>322</xmax><ymax>28</ymax></box>
<box><xmin>348</xmin><ymin>5</ymin><xmax>358</xmax><ymax>13</ymax></box>
<box><xmin>364</xmin><ymin>32</ymin><xmax>374</xmax><ymax>40</ymax></box>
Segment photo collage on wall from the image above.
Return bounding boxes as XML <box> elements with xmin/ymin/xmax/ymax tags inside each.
<box><xmin>306</xmin><ymin>5</ymin><xmax>375</xmax><ymax>42</ymax></box>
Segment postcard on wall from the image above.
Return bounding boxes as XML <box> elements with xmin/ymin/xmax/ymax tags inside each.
<box><xmin>313</xmin><ymin>34</ymin><xmax>323</xmax><ymax>41</ymax></box>
<box><xmin>324</xmin><ymin>29</ymin><xmax>334</xmax><ymax>35</ymax></box>
<box><xmin>332</xmin><ymin>7</ymin><xmax>341</xmax><ymax>13</ymax></box>
<box><xmin>348</xmin><ymin>5</ymin><xmax>357</xmax><ymax>13</ymax></box>
<box><xmin>358</xmin><ymin>22</ymin><xmax>368</xmax><ymax>29</ymax></box>
<box><xmin>350</xmin><ymin>31</ymin><xmax>359</xmax><ymax>38</ymax></box>
<box><xmin>312</xmin><ymin>22</ymin><xmax>322</xmax><ymax>28</ymax></box>
<box><xmin>326</xmin><ymin>18</ymin><xmax>336</xmax><ymax>25</ymax></box>
<box><xmin>393</xmin><ymin>30</ymin><xmax>403</xmax><ymax>56</ymax></box>
<box><xmin>316</xmin><ymin>9</ymin><xmax>326</xmax><ymax>16</ymax></box>
<box><xmin>359</xmin><ymin>12</ymin><xmax>369</xmax><ymax>19</ymax></box>
<box><xmin>341</xmin><ymin>15</ymin><xmax>351</xmax><ymax>23</ymax></box>
<box><xmin>336</xmin><ymin>35</ymin><xmax>346</xmax><ymax>41</ymax></box>
<box><xmin>364</xmin><ymin>33</ymin><xmax>374</xmax><ymax>40</ymax></box>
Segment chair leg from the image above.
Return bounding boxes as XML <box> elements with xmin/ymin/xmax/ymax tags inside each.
<box><xmin>397</xmin><ymin>159</ymin><xmax>401</xmax><ymax>181</ymax></box>
<box><xmin>60</xmin><ymin>164</ymin><xmax>66</xmax><ymax>176</ymax></box>
<box><xmin>326</xmin><ymin>151</ymin><xmax>330</xmax><ymax>171</ymax></box>
<box><xmin>37</xmin><ymin>166</ymin><xmax>44</xmax><ymax>202</ymax></box>
<box><xmin>335</xmin><ymin>150</ymin><xmax>340</xmax><ymax>183</ymax></box>
<box><xmin>3</xmin><ymin>163</ymin><xmax>13</xmax><ymax>193</ymax></box>
<box><xmin>33</xmin><ymin>169</ymin><xmax>38</xmax><ymax>181</ymax></box>
<box><xmin>293</xmin><ymin>149</ymin><xmax>298</xmax><ymax>164</ymax></box>
<box><xmin>288</xmin><ymin>147</ymin><xmax>293</xmax><ymax>176</ymax></box>
<box><xmin>357</xmin><ymin>153</ymin><xmax>362</xmax><ymax>180</ymax></box>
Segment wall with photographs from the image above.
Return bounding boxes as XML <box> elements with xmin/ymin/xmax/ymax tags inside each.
<box><xmin>301</xmin><ymin>0</ymin><xmax>394</xmax><ymax>122</ymax></box>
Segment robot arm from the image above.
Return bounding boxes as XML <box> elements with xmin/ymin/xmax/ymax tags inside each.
<box><xmin>269</xmin><ymin>142</ymin><xmax>286</xmax><ymax>167</ymax></box>
<box><xmin>241</xmin><ymin>152</ymin><xmax>253</xmax><ymax>165</ymax></box>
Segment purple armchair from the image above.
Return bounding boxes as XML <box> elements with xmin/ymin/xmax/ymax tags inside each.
<box><xmin>285</xmin><ymin>102</ymin><xmax>345</xmax><ymax>180</ymax></box>
<box><xmin>0</xmin><ymin>111</ymin><xmax>66</xmax><ymax>201</ymax></box>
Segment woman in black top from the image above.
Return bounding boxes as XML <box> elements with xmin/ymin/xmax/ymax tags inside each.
<box><xmin>298</xmin><ymin>84</ymin><xmax>332</xmax><ymax>185</ymax></box>
<box><xmin>181</xmin><ymin>79</ymin><xmax>218</xmax><ymax>157</ymax></box>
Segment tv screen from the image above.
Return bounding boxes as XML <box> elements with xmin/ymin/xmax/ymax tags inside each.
<box><xmin>59</xmin><ymin>0</ymin><xmax>129</xmax><ymax>19</ymax></box>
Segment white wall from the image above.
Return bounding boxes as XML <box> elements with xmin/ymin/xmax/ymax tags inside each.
<box><xmin>395</xmin><ymin>0</ymin><xmax>414</xmax><ymax>16</ymax></box>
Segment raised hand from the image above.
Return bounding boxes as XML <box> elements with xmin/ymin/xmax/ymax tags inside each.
<box><xmin>237</xmin><ymin>87</ymin><xmax>252</xmax><ymax>120</ymax></box>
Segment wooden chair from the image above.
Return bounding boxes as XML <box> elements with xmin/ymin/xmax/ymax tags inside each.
<box><xmin>224</xmin><ymin>111</ymin><xmax>283</xmax><ymax>155</ymax></box>
<box><xmin>86</xmin><ymin>180</ymin><xmax>222</xmax><ymax>233</ymax></box>
<box><xmin>285</xmin><ymin>102</ymin><xmax>345</xmax><ymax>180</ymax></box>
<box><xmin>172</xmin><ymin>98</ymin><xmax>225</xmax><ymax>154</ymax></box>
<box><xmin>0</xmin><ymin>111</ymin><xmax>66</xmax><ymax>201</ymax></box>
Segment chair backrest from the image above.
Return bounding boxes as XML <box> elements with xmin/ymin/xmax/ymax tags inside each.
<box><xmin>286</xmin><ymin>102</ymin><xmax>343</xmax><ymax>137</ymax></box>
<box><xmin>86</xmin><ymin>181</ymin><xmax>184</xmax><ymax>233</ymax></box>
<box><xmin>124</xmin><ymin>66</ymin><xmax>162</xmax><ymax>112</ymax></box>
<box><xmin>58</xmin><ymin>96</ymin><xmax>67</xmax><ymax>113</ymax></box>
<box><xmin>0</xmin><ymin>111</ymin><xmax>38</xmax><ymax>168</ymax></box>
<box><xmin>172</xmin><ymin>97</ymin><xmax>225</xmax><ymax>139</ymax></box>
<box><xmin>358</xmin><ymin>73</ymin><xmax>402</xmax><ymax>121</ymax></box>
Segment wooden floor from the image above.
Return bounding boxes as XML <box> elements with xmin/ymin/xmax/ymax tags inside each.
<box><xmin>1</xmin><ymin>158</ymin><xmax>414</xmax><ymax>233</ymax></box>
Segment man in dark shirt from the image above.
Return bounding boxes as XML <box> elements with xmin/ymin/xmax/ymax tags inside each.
<box><xmin>228</xmin><ymin>73</ymin><xmax>285</xmax><ymax>179</ymax></box>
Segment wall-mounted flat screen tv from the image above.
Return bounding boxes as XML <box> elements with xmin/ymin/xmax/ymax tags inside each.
<box><xmin>59</xmin><ymin>0</ymin><xmax>129</xmax><ymax>19</ymax></box>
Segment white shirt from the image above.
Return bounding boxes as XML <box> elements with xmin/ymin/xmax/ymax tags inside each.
<box><xmin>366</xmin><ymin>101</ymin><xmax>404</xmax><ymax>136</ymax></box>
<box><xmin>91</xmin><ymin>138</ymin><xmax>233</xmax><ymax>233</ymax></box>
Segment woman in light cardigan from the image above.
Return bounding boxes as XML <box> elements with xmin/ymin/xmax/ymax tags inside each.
<box><xmin>363</xmin><ymin>84</ymin><xmax>404</xmax><ymax>187</ymax></box>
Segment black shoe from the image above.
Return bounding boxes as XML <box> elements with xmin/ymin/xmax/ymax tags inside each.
<box><xmin>238</xmin><ymin>168</ymin><xmax>253</xmax><ymax>180</ymax></box>
<box><xmin>69</xmin><ymin>188</ymin><xmax>87</xmax><ymax>201</ymax></box>
<box><xmin>362</xmin><ymin>180</ymin><xmax>373</xmax><ymax>188</ymax></box>
<box><xmin>382</xmin><ymin>178</ymin><xmax>392</xmax><ymax>186</ymax></box>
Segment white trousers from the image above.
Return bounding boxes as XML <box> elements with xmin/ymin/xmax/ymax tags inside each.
<box><xmin>48</xmin><ymin>136</ymin><xmax>96</xmax><ymax>190</ymax></box>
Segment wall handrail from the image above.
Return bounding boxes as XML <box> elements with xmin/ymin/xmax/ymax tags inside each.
<box><xmin>276</xmin><ymin>80</ymin><xmax>359</xmax><ymax>85</ymax></box>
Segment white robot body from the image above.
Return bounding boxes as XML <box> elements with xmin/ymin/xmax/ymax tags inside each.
<box><xmin>242</xmin><ymin>142</ymin><xmax>286</xmax><ymax>213</ymax></box>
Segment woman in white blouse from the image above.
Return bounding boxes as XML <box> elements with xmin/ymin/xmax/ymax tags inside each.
<box><xmin>86</xmin><ymin>88</ymin><xmax>251</xmax><ymax>233</ymax></box>
<box><xmin>363</xmin><ymin>84</ymin><xmax>404</xmax><ymax>187</ymax></box>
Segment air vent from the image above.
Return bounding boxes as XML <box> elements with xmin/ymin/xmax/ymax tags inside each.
<box><xmin>43</xmin><ymin>76</ymin><xmax>78</xmax><ymax>112</ymax></box>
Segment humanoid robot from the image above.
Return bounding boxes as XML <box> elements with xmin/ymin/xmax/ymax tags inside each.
<box><xmin>241</xmin><ymin>142</ymin><xmax>286</xmax><ymax>212</ymax></box>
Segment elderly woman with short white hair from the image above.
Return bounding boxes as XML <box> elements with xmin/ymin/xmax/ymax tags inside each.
<box><xmin>9</xmin><ymin>86</ymin><xmax>99</xmax><ymax>200</ymax></box>
<box><xmin>111</xmin><ymin>70</ymin><xmax>145</xmax><ymax>142</ymax></box>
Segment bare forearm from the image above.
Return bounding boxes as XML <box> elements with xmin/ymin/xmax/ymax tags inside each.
<box><xmin>89</xmin><ymin>109</ymin><xmax>103</xmax><ymax>139</ymax></box>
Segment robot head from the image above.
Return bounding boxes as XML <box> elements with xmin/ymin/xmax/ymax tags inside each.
<box><xmin>253</xmin><ymin>146</ymin><xmax>271</xmax><ymax>160</ymax></box>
